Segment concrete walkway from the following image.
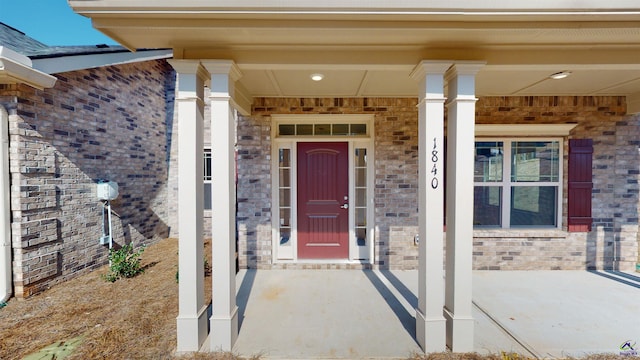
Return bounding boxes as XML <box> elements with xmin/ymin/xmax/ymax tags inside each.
<box><xmin>219</xmin><ymin>269</ymin><xmax>640</xmax><ymax>359</ymax></box>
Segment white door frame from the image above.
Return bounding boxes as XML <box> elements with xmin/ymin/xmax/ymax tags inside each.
<box><xmin>271</xmin><ymin>114</ymin><xmax>375</xmax><ymax>264</ymax></box>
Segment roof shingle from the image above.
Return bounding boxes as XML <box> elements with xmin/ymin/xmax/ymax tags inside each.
<box><xmin>0</xmin><ymin>22</ymin><xmax>129</xmax><ymax>58</ymax></box>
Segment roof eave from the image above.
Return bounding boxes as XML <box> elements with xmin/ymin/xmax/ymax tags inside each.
<box><xmin>31</xmin><ymin>49</ymin><xmax>173</xmax><ymax>75</ymax></box>
<box><xmin>0</xmin><ymin>47</ymin><xmax>57</xmax><ymax>90</ymax></box>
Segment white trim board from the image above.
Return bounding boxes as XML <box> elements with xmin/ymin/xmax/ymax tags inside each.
<box><xmin>475</xmin><ymin>123</ymin><xmax>577</xmax><ymax>137</ymax></box>
<box><xmin>32</xmin><ymin>49</ymin><xmax>173</xmax><ymax>75</ymax></box>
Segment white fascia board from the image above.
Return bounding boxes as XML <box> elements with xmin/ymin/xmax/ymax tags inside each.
<box><xmin>69</xmin><ymin>0</ymin><xmax>640</xmax><ymax>13</ymax></box>
<box><xmin>0</xmin><ymin>47</ymin><xmax>57</xmax><ymax>89</ymax></box>
<box><xmin>475</xmin><ymin>123</ymin><xmax>578</xmax><ymax>137</ymax></box>
<box><xmin>32</xmin><ymin>49</ymin><xmax>173</xmax><ymax>75</ymax></box>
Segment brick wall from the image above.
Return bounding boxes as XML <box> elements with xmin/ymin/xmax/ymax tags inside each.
<box><xmin>240</xmin><ymin>98</ymin><xmax>422</xmax><ymax>269</ymax></box>
<box><xmin>229</xmin><ymin>96</ymin><xmax>639</xmax><ymax>271</ymax></box>
<box><xmin>474</xmin><ymin>96</ymin><xmax>638</xmax><ymax>271</ymax></box>
<box><xmin>0</xmin><ymin>59</ymin><xmax>174</xmax><ymax>298</ymax></box>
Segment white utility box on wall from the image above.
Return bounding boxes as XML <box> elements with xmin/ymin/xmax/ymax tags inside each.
<box><xmin>97</xmin><ymin>181</ymin><xmax>119</xmax><ymax>200</ymax></box>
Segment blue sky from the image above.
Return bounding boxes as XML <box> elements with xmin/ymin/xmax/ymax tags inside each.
<box><xmin>0</xmin><ymin>0</ymin><xmax>118</xmax><ymax>46</ymax></box>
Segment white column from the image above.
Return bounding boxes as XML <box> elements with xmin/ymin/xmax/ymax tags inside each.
<box><xmin>410</xmin><ymin>61</ymin><xmax>451</xmax><ymax>352</ymax></box>
<box><xmin>168</xmin><ymin>60</ymin><xmax>209</xmax><ymax>352</ymax></box>
<box><xmin>444</xmin><ymin>61</ymin><xmax>484</xmax><ymax>352</ymax></box>
<box><xmin>202</xmin><ymin>60</ymin><xmax>242</xmax><ymax>351</ymax></box>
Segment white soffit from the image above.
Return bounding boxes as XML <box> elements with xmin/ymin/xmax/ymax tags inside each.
<box><xmin>67</xmin><ymin>1</ymin><xmax>640</xmax><ymax>99</ymax></box>
<box><xmin>475</xmin><ymin>124</ymin><xmax>578</xmax><ymax>137</ymax></box>
<box><xmin>518</xmin><ymin>69</ymin><xmax>640</xmax><ymax>95</ymax></box>
<box><xmin>272</xmin><ymin>69</ymin><xmax>366</xmax><ymax>97</ymax></box>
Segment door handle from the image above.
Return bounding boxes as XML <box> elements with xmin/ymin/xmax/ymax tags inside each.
<box><xmin>340</xmin><ymin>203</ymin><xmax>349</xmax><ymax>209</ymax></box>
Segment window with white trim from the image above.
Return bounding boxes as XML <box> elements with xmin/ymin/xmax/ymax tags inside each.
<box><xmin>278</xmin><ymin>147</ymin><xmax>292</xmax><ymax>247</ymax></box>
<box><xmin>204</xmin><ymin>149</ymin><xmax>212</xmax><ymax>210</ymax></box>
<box><xmin>474</xmin><ymin>139</ymin><xmax>561</xmax><ymax>228</ymax></box>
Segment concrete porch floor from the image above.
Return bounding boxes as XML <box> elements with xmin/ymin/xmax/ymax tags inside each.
<box><xmin>202</xmin><ymin>269</ymin><xmax>640</xmax><ymax>359</ymax></box>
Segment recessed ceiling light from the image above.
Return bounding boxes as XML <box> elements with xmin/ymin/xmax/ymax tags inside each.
<box><xmin>549</xmin><ymin>71</ymin><xmax>572</xmax><ymax>80</ymax></box>
<box><xmin>310</xmin><ymin>73</ymin><xmax>324</xmax><ymax>81</ymax></box>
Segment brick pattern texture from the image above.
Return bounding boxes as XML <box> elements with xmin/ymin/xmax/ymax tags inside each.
<box><xmin>0</xmin><ymin>59</ymin><xmax>174</xmax><ymax>298</ymax></box>
<box><xmin>226</xmin><ymin>96</ymin><xmax>639</xmax><ymax>271</ymax></box>
<box><xmin>11</xmin><ymin>63</ymin><xmax>639</xmax><ymax>298</ymax></box>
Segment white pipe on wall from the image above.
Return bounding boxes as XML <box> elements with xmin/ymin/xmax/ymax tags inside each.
<box><xmin>0</xmin><ymin>105</ymin><xmax>12</xmax><ymax>302</ymax></box>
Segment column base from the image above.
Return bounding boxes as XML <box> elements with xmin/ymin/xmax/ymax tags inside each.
<box><xmin>416</xmin><ymin>308</ymin><xmax>447</xmax><ymax>352</ymax></box>
<box><xmin>176</xmin><ymin>304</ymin><xmax>209</xmax><ymax>353</ymax></box>
<box><xmin>210</xmin><ymin>305</ymin><xmax>239</xmax><ymax>351</ymax></box>
<box><xmin>444</xmin><ymin>307</ymin><xmax>474</xmax><ymax>352</ymax></box>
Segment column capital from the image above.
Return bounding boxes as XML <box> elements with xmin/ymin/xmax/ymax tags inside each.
<box><xmin>412</xmin><ymin>61</ymin><xmax>452</xmax><ymax>102</ymax></box>
<box><xmin>167</xmin><ymin>59</ymin><xmax>208</xmax><ymax>78</ymax></box>
<box><xmin>201</xmin><ymin>60</ymin><xmax>243</xmax><ymax>82</ymax></box>
<box><xmin>410</xmin><ymin>60</ymin><xmax>453</xmax><ymax>81</ymax></box>
<box><xmin>445</xmin><ymin>61</ymin><xmax>486</xmax><ymax>80</ymax></box>
<box><xmin>445</xmin><ymin>61</ymin><xmax>485</xmax><ymax>101</ymax></box>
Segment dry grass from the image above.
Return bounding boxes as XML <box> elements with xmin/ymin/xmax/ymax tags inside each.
<box><xmin>0</xmin><ymin>238</ymin><xmax>637</xmax><ymax>360</ymax></box>
<box><xmin>0</xmin><ymin>238</ymin><xmax>211</xmax><ymax>360</ymax></box>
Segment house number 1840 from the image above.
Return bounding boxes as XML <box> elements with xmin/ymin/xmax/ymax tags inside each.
<box><xmin>431</xmin><ymin>137</ymin><xmax>439</xmax><ymax>189</ymax></box>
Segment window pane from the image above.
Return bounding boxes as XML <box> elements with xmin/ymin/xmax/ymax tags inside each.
<box><xmin>355</xmin><ymin>169</ymin><xmax>366</xmax><ymax>187</ymax></box>
<box><xmin>279</xmin><ymin>148</ymin><xmax>290</xmax><ymax>167</ymax></box>
<box><xmin>351</xmin><ymin>124</ymin><xmax>367</xmax><ymax>135</ymax></box>
<box><xmin>204</xmin><ymin>183</ymin><xmax>212</xmax><ymax>210</ymax></box>
<box><xmin>279</xmin><ymin>189</ymin><xmax>290</xmax><ymax>206</ymax></box>
<box><xmin>356</xmin><ymin>188</ymin><xmax>367</xmax><ymax>207</ymax></box>
<box><xmin>511</xmin><ymin>141</ymin><xmax>559</xmax><ymax>182</ymax></box>
<box><xmin>279</xmin><ymin>124</ymin><xmax>295</xmax><ymax>136</ymax></box>
<box><xmin>333</xmin><ymin>124</ymin><xmax>349</xmax><ymax>135</ymax></box>
<box><xmin>297</xmin><ymin>124</ymin><xmax>313</xmax><ymax>135</ymax></box>
<box><xmin>475</xmin><ymin>142</ymin><xmax>503</xmax><ymax>182</ymax></box>
<box><xmin>473</xmin><ymin>186</ymin><xmax>502</xmax><ymax>227</ymax></box>
<box><xmin>314</xmin><ymin>124</ymin><xmax>331</xmax><ymax>135</ymax></box>
<box><xmin>279</xmin><ymin>208</ymin><xmax>291</xmax><ymax>227</ymax></box>
<box><xmin>356</xmin><ymin>208</ymin><xmax>367</xmax><ymax>227</ymax></box>
<box><xmin>355</xmin><ymin>148</ymin><xmax>366</xmax><ymax>166</ymax></box>
<box><xmin>279</xmin><ymin>169</ymin><xmax>291</xmax><ymax>187</ymax></box>
<box><xmin>510</xmin><ymin>186</ymin><xmax>557</xmax><ymax>226</ymax></box>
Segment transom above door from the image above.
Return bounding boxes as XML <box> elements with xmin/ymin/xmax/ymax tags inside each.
<box><xmin>271</xmin><ymin>115</ymin><xmax>374</xmax><ymax>263</ymax></box>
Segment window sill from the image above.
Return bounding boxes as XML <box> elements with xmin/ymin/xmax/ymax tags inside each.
<box><xmin>473</xmin><ymin>228</ymin><xmax>567</xmax><ymax>239</ymax></box>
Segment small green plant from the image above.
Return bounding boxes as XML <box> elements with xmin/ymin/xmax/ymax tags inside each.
<box><xmin>102</xmin><ymin>243</ymin><xmax>146</xmax><ymax>283</ymax></box>
<box><xmin>0</xmin><ymin>301</ymin><xmax>7</xmax><ymax>309</ymax></box>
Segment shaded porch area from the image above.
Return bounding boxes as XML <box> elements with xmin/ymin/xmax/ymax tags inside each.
<box><xmin>203</xmin><ymin>269</ymin><xmax>640</xmax><ymax>359</ymax></box>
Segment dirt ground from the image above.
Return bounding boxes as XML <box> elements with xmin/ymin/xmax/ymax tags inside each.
<box><xmin>0</xmin><ymin>238</ymin><xmax>635</xmax><ymax>360</ymax></box>
<box><xmin>0</xmin><ymin>238</ymin><xmax>218</xmax><ymax>360</ymax></box>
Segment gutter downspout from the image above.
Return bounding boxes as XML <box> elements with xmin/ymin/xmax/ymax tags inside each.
<box><xmin>0</xmin><ymin>105</ymin><xmax>11</xmax><ymax>302</ymax></box>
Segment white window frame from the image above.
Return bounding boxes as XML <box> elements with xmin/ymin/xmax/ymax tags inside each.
<box><xmin>474</xmin><ymin>137</ymin><xmax>563</xmax><ymax>229</ymax></box>
<box><xmin>271</xmin><ymin>114</ymin><xmax>375</xmax><ymax>264</ymax></box>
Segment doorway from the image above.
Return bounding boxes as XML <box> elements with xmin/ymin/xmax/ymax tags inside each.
<box><xmin>271</xmin><ymin>115</ymin><xmax>374</xmax><ymax>263</ymax></box>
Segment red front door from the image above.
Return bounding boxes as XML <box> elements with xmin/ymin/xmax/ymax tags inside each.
<box><xmin>297</xmin><ymin>142</ymin><xmax>349</xmax><ymax>259</ymax></box>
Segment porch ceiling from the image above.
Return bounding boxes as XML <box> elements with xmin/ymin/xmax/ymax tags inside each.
<box><xmin>69</xmin><ymin>1</ymin><xmax>640</xmax><ymax>110</ymax></box>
